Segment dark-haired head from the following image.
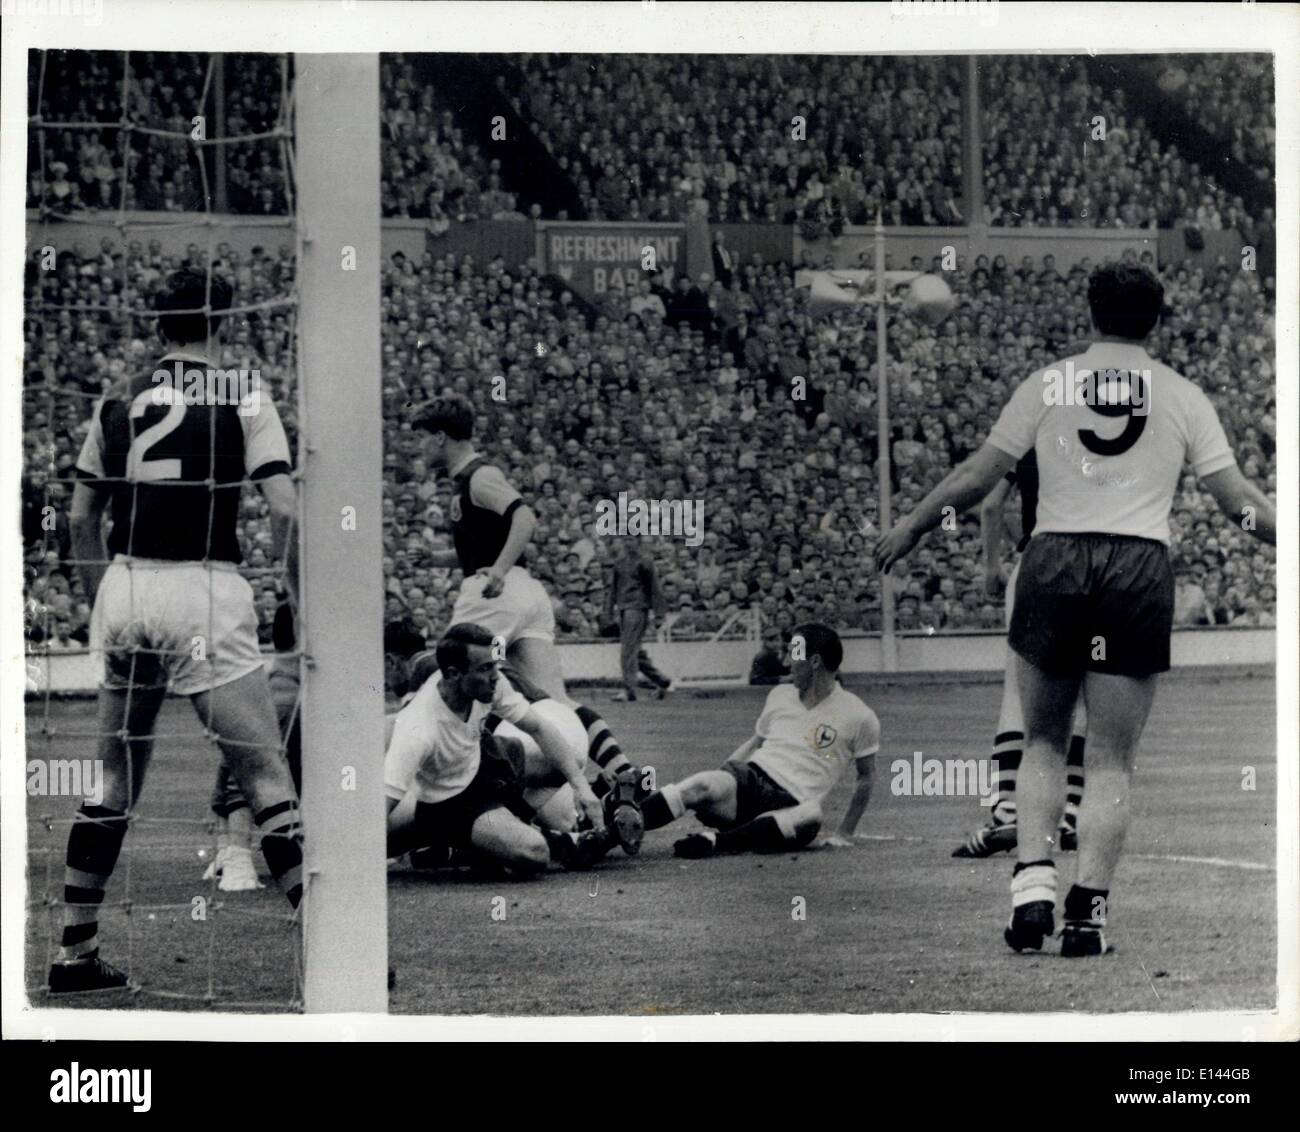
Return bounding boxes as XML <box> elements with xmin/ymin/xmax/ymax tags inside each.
<box><xmin>790</xmin><ymin>621</ymin><xmax>843</xmax><ymax>690</ymax></box>
<box><xmin>409</xmin><ymin>392</ymin><xmax>475</xmax><ymax>441</ymax></box>
<box><xmin>435</xmin><ymin>621</ymin><xmax>497</xmax><ymax>676</ymax></box>
<box><xmin>155</xmin><ymin>267</ymin><xmax>233</xmax><ymax>345</ymax></box>
<box><xmin>1087</xmin><ymin>263</ymin><xmax>1164</xmax><ymax>341</ymax></box>
<box><xmin>435</xmin><ymin>622</ymin><xmax>501</xmax><ymax>704</ymax></box>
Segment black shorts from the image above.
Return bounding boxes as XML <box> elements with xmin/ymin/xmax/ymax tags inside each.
<box><xmin>703</xmin><ymin>760</ymin><xmax>800</xmax><ymax>830</ymax></box>
<box><xmin>1009</xmin><ymin>532</ymin><xmax>1174</xmax><ymax>679</ymax></box>
<box><xmin>412</xmin><ymin>733</ymin><xmax>531</xmax><ymax>850</ymax></box>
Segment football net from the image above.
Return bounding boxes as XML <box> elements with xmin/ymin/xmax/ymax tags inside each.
<box><xmin>24</xmin><ymin>50</ymin><xmax>385</xmax><ymax>1014</ymax></box>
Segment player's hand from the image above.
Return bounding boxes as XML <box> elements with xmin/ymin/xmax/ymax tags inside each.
<box><xmin>817</xmin><ymin>833</ymin><xmax>855</xmax><ymax>849</ymax></box>
<box><xmin>477</xmin><ymin>567</ymin><xmax>505</xmax><ymax>599</ymax></box>
<box><xmin>577</xmin><ymin>784</ymin><xmax>606</xmax><ymax>833</ymax></box>
<box><xmin>873</xmin><ymin>518</ymin><xmax>920</xmax><ymax>574</ymax></box>
<box><xmin>984</xmin><ymin>564</ymin><xmax>1006</xmax><ymax>599</ymax></box>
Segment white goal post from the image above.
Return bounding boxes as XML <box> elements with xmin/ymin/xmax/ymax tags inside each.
<box><xmin>295</xmin><ymin>54</ymin><xmax>387</xmax><ymax>1013</ymax></box>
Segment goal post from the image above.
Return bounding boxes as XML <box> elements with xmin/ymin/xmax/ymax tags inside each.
<box><xmin>295</xmin><ymin>54</ymin><xmax>387</xmax><ymax>1013</ymax></box>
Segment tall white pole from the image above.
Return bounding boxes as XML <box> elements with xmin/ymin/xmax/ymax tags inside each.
<box><xmin>296</xmin><ymin>54</ymin><xmax>387</xmax><ymax>1013</ymax></box>
<box><xmin>875</xmin><ymin>210</ymin><xmax>898</xmax><ymax>671</ymax></box>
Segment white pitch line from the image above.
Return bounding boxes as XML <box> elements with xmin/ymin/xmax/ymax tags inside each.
<box><xmin>1130</xmin><ymin>852</ymin><xmax>1274</xmax><ymax>873</ymax></box>
<box><xmin>853</xmin><ymin>834</ymin><xmax>1274</xmax><ymax>872</ymax></box>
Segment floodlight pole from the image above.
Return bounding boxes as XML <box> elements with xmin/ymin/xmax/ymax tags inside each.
<box><xmin>875</xmin><ymin>211</ymin><xmax>898</xmax><ymax>671</ymax></box>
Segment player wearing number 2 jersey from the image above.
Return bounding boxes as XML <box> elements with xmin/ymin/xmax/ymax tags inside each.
<box><xmin>48</xmin><ymin>268</ymin><xmax>305</xmax><ymax>994</ymax></box>
<box><xmin>876</xmin><ymin>264</ymin><xmax>1275</xmax><ymax>959</ymax></box>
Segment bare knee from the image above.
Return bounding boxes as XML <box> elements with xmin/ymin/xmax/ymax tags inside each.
<box><xmin>505</xmin><ymin>830</ymin><xmax>550</xmax><ymax>874</ymax></box>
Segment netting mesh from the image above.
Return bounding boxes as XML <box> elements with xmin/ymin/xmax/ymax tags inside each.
<box><xmin>25</xmin><ymin>50</ymin><xmax>306</xmax><ymax>1011</ymax></box>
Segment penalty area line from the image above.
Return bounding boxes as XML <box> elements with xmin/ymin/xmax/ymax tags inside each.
<box><xmin>854</xmin><ymin>834</ymin><xmax>1274</xmax><ymax>871</ymax></box>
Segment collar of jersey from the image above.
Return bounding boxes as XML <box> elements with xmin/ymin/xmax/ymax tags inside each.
<box><xmin>447</xmin><ymin>450</ymin><xmax>480</xmax><ymax>478</ymax></box>
<box><xmin>1080</xmin><ymin>342</ymin><xmax>1152</xmax><ymax>367</ymax></box>
<box><xmin>160</xmin><ymin>350</ymin><xmax>218</xmax><ymax>367</ymax></box>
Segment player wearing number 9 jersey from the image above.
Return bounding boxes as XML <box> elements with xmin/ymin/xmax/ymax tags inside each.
<box><xmin>874</xmin><ymin>263</ymin><xmax>1275</xmax><ymax>959</ymax></box>
<box><xmin>49</xmin><ymin>268</ymin><xmax>305</xmax><ymax>995</ymax></box>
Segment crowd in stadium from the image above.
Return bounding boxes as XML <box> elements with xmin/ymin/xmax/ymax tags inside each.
<box><xmin>27</xmin><ymin>51</ymin><xmax>291</xmax><ymax>216</ymax></box>
<box><xmin>22</xmin><ymin>48</ymin><xmax>1278</xmax><ymax>657</ymax></box>
<box><xmin>22</xmin><ymin>227</ymin><xmax>1278</xmax><ymax>654</ymax></box>
<box><xmin>29</xmin><ymin>52</ymin><xmax>1273</xmax><ymax>235</ymax></box>
<box><xmin>981</xmin><ymin>56</ymin><xmax>1270</xmax><ymax>235</ymax></box>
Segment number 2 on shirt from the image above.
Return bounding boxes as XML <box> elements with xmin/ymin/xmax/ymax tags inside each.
<box><xmin>126</xmin><ymin>387</ymin><xmax>186</xmax><ymax>482</ymax></box>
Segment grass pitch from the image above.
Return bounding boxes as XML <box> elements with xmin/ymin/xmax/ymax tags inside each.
<box><xmin>25</xmin><ymin>670</ymin><xmax>1277</xmax><ymax>1015</ymax></box>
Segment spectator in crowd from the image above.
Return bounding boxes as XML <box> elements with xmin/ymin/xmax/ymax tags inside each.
<box><xmin>749</xmin><ymin>629</ymin><xmax>790</xmax><ymax>685</ymax></box>
<box><xmin>605</xmin><ymin>539</ymin><xmax>672</xmax><ymax>701</ymax></box>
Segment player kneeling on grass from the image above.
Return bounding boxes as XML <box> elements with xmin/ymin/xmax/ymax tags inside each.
<box><xmin>640</xmin><ymin>623</ymin><xmax>880</xmax><ymax>858</ymax></box>
<box><xmin>384</xmin><ymin>623</ymin><xmax>629</xmax><ymax>874</ymax></box>
<box><xmin>399</xmin><ymin>648</ymin><xmax>645</xmax><ymax>857</ymax></box>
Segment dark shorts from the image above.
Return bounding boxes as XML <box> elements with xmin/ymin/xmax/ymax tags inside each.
<box><xmin>1009</xmin><ymin>532</ymin><xmax>1174</xmax><ymax>679</ymax></box>
<box><xmin>703</xmin><ymin>759</ymin><xmax>799</xmax><ymax>830</ymax></box>
<box><xmin>412</xmin><ymin>733</ymin><xmax>531</xmax><ymax>850</ymax></box>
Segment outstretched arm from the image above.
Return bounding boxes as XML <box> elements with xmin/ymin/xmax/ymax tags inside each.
<box><xmin>980</xmin><ymin>476</ymin><xmax>1012</xmax><ymax>598</ymax></box>
<box><xmin>837</xmin><ymin>755</ymin><xmax>875</xmax><ymax>837</ymax></box>
<box><xmin>1200</xmin><ymin>465</ymin><xmax>1276</xmax><ymax>546</ymax></box>
<box><xmin>874</xmin><ymin>442</ymin><xmax>1019</xmax><ymax>573</ymax></box>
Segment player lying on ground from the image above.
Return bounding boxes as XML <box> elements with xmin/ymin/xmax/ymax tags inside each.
<box><xmin>52</xmin><ymin>267</ymin><xmax>304</xmax><ymax>994</ymax></box>
<box><xmin>954</xmin><ymin>469</ymin><xmax>1087</xmax><ymax>858</ymax></box>
<box><xmin>410</xmin><ymin>393</ymin><xmax>574</xmax><ymax>705</ymax></box>
<box><xmin>638</xmin><ymin>623</ymin><xmax>880</xmax><ymax>858</ymax></box>
<box><xmin>877</xmin><ymin>263</ymin><xmax>1276</xmax><ymax>957</ymax></box>
<box><xmin>204</xmin><ymin>599</ymin><xmax>302</xmax><ymax>890</ymax></box>
<box><xmin>384</xmin><ymin>623</ymin><xmax>637</xmax><ymax>875</ymax></box>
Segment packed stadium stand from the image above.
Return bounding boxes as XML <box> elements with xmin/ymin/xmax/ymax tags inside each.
<box><xmin>23</xmin><ymin>51</ymin><xmax>1278</xmax><ymax>657</ymax></box>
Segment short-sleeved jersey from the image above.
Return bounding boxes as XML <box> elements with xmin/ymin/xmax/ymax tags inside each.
<box><xmin>75</xmin><ymin>352</ymin><xmax>291</xmax><ymax>563</ymax></box>
<box><xmin>749</xmin><ymin>683</ymin><xmax>881</xmax><ymax>805</ymax></box>
<box><xmin>448</xmin><ymin>453</ymin><xmax>523</xmax><ymax>575</ymax></box>
<box><xmin>1006</xmin><ymin>451</ymin><xmax>1039</xmax><ymax>552</ymax></box>
<box><xmin>383</xmin><ymin>670</ymin><xmax>531</xmax><ymax>804</ymax></box>
<box><xmin>987</xmin><ymin>343</ymin><xmax>1235</xmax><ymax>545</ymax></box>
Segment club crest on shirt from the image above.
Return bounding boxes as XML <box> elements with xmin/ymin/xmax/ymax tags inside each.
<box><xmin>449</xmin><ymin>495</ymin><xmax>462</xmax><ymax>522</ymax></box>
<box><xmin>807</xmin><ymin>723</ymin><xmax>837</xmax><ymax>751</ymax></box>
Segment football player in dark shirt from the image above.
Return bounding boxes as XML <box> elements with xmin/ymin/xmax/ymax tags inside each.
<box><xmin>49</xmin><ymin>268</ymin><xmax>304</xmax><ymax>993</ymax></box>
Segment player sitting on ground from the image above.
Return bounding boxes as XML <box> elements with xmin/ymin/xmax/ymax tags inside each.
<box><xmin>52</xmin><ymin>267</ymin><xmax>304</xmax><ymax>994</ymax></box>
<box><xmin>384</xmin><ymin>623</ymin><xmax>627</xmax><ymax>874</ymax></box>
<box><xmin>953</xmin><ymin>465</ymin><xmax>1087</xmax><ymax>858</ymax></box>
<box><xmin>409</xmin><ymin>393</ymin><xmax>575</xmax><ymax>706</ymax></box>
<box><xmin>638</xmin><ymin>623</ymin><xmax>880</xmax><ymax>858</ymax></box>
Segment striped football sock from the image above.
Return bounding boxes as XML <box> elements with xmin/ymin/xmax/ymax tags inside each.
<box><xmin>991</xmin><ymin>730</ymin><xmax>1022</xmax><ymax>825</ymax></box>
<box><xmin>574</xmin><ymin>704</ymin><xmax>632</xmax><ymax>776</ymax></box>
<box><xmin>59</xmin><ymin>804</ymin><xmax>130</xmax><ymax>963</ymax></box>
<box><xmin>254</xmin><ymin>800</ymin><xmax>303</xmax><ymax>909</ymax></box>
<box><xmin>1063</xmin><ymin>734</ymin><xmax>1085</xmax><ymax>831</ymax></box>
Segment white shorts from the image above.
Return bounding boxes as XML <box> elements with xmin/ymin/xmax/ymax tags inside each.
<box><xmin>90</xmin><ymin>557</ymin><xmax>265</xmax><ymax>696</ymax></box>
<box><xmin>492</xmin><ymin>698</ymin><xmax>587</xmax><ymax>771</ymax></box>
<box><xmin>450</xmin><ymin>565</ymin><xmax>555</xmax><ymax>645</ymax></box>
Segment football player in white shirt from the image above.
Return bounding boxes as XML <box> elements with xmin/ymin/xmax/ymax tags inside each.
<box><xmin>638</xmin><ymin>623</ymin><xmax>880</xmax><ymax>858</ymax></box>
<box><xmin>876</xmin><ymin>263</ymin><xmax>1276</xmax><ymax>957</ymax></box>
<box><xmin>384</xmin><ymin>623</ymin><xmax>618</xmax><ymax>874</ymax></box>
